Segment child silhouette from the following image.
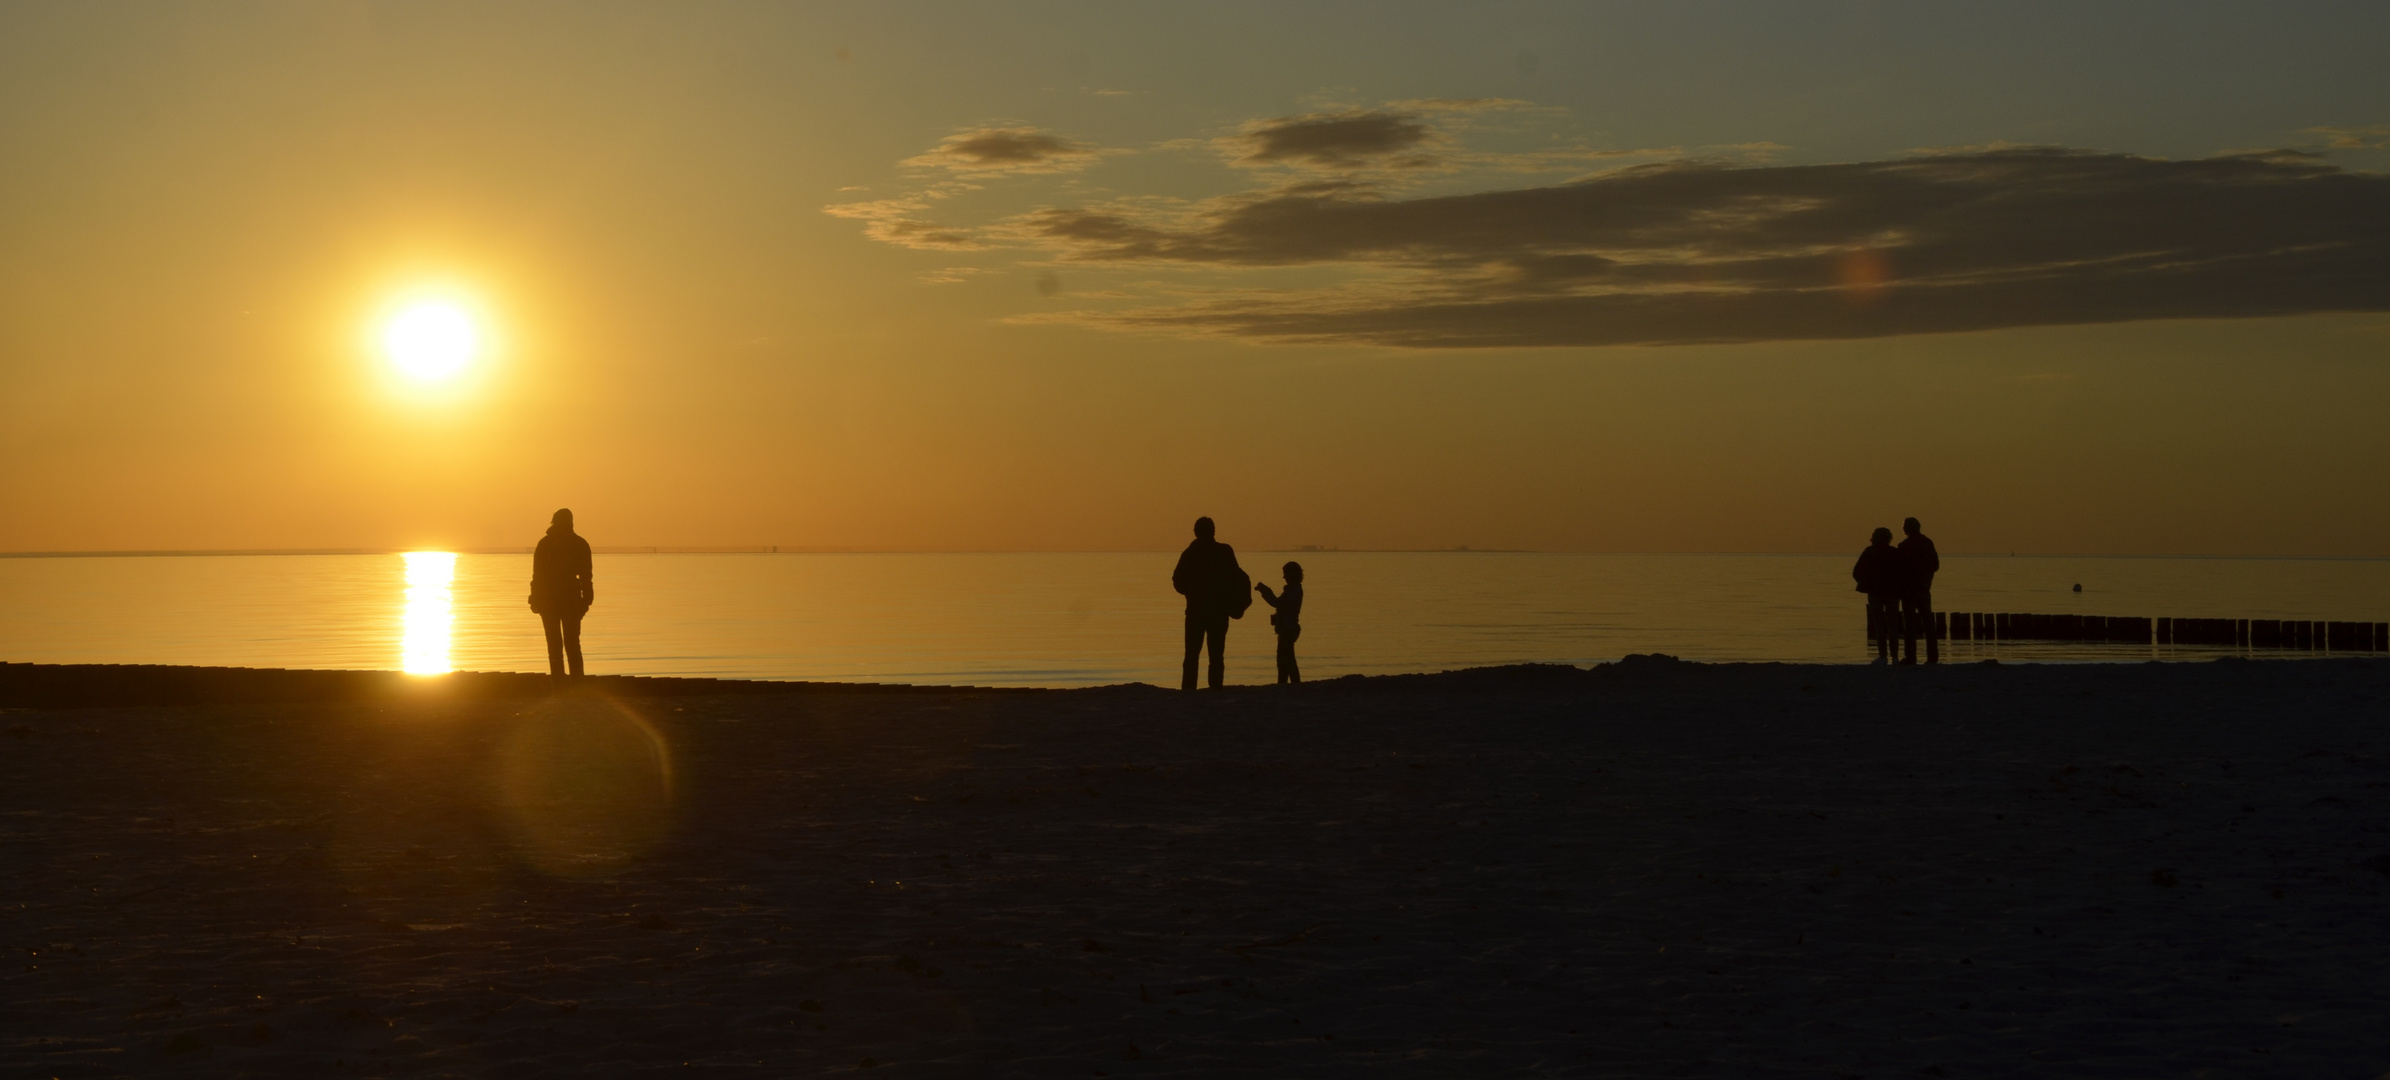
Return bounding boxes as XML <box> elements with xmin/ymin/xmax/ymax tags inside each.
<box><xmin>1255</xmin><ymin>561</ymin><xmax>1304</xmax><ymax>685</ymax></box>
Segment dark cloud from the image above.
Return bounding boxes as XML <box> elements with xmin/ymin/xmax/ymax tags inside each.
<box><xmin>1228</xmin><ymin>110</ymin><xmax>1441</xmax><ymax>170</ymax></box>
<box><xmin>1012</xmin><ymin>149</ymin><xmax>2390</xmax><ymax>346</ymax></box>
<box><xmin>905</xmin><ymin>126</ymin><xmax>1100</xmax><ymax>174</ymax></box>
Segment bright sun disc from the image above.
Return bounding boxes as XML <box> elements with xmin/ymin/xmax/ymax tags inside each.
<box><xmin>382</xmin><ymin>298</ymin><xmax>480</xmax><ymax>380</ymax></box>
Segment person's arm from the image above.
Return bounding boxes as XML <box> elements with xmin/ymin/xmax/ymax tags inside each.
<box><xmin>1171</xmin><ymin>548</ymin><xmax>1194</xmax><ymax>596</ymax></box>
<box><xmin>1256</xmin><ymin>583</ymin><xmax>1279</xmax><ymax>607</ymax></box>
<box><xmin>578</xmin><ymin>540</ymin><xmax>596</xmax><ymax>606</ymax></box>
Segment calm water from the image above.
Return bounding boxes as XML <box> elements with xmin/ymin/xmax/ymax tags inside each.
<box><xmin>2</xmin><ymin>552</ymin><xmax>2386</xmax><ymax>687</ymax></box>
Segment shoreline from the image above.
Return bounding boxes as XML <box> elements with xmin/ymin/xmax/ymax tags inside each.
<box><xmin>1</xmin><ymin>654</ymin><xmax>2381</xmax><ymax>710</ymax></box>
<box><xmin>0</xmin><ymin>661</ymin><xmax>1020</xmax><ymax>710</ymax></box>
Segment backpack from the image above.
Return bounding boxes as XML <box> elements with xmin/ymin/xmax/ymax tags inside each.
<box><xmin>1222</xmin><ymin>564</ymin><xmax>1254</xmax><ymax>618</ymax></box>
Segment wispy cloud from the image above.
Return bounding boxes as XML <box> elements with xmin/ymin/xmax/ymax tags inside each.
<box><xmin>2307</xmin><ymin>125</ymin><xmax>2390</xmax><ymax>150</ymax></box>
<box><xmin>1215</xmin><ymin>99</ymin><xmax>1548</xmax><ymax>173</ymax></box>
<box><xmin>824</xmin><ymin>125</ymin><xmax>1114</xmax><ymax>251</ymax></box>
<box><xmin>903</xmin><ymin>126</ymin><xmax>1105</xmax><ymax>175</ymax></box>
<box><xmin>822</xmin><ymin>195</ymin><xmax>987</xmax><ymax>250</ymax></box>
<box><xmin>1222</xmin><ymin>110</ymin><xmax>1444</xmax><ymax>170</ymax></box>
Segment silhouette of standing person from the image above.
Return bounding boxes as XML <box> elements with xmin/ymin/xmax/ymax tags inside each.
<box><xmin>1852</xmin><ymin>527</ymin><xmax>1903</xmax><ymax>664</ymax></box>
<box><xmin>529</xmin><ymin>508</ymin><xmax>594</xmax><ymax>682</ymax></box>
<box><xmin>1256</xmin><ymin>561</ymin><xmax>1304</xmax><ymax>685</ymax></box>
<box><xmin>1171</xmin><ymin>516</ymin><xmax>1247</xmax><ymax>690</ymax></box>
<box><xmin>1898</xmin><ymin>516</ymin><xmax>1940</xmax><ymax>665</ymax></box>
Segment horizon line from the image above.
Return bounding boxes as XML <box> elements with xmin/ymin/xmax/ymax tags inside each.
<box><xmin>4</xmin><ymin>547</ymin><xmax>2387</xmax><ymax>562</ymax></box>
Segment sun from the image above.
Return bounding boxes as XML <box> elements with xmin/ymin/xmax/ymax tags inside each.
<box><xmin>380</xmin><ymin>296</ymin><xmax>482</xmax><ymax>381</ymax></box>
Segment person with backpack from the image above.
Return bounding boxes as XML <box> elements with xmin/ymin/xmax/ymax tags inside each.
<box><xmin>1851</xmin><ymin>526</ymin><xmax>1903</xmax><ymax>665</ymax></box>
<box><xmin>528</xmin><ymin>508</ymin><xmax>595</xmax><ymax>682</ymax></box>
<box><xmin>1171</xmin><ymin>516</ymin><xmax>1249</xmax><ymax>690</ymax></box>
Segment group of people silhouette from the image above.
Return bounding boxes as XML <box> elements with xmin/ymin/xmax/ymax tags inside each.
<box><xmin>525</xmin><ymin>510</ymin><xmax>1934</xmax><ymax>685</ymax></box>
<box><xmin>1171</xmin><ymin>516</ymin><xmax>1303</xmax><ymax>690</ymax></box>
<box><xmin>524</xmin><ymin>510</ymin><xmax>1307</xmax><ymax>689</ymax></box>
<box><xmin>1852</xmin><ymin>517</ymin><xmax>1941</xmax><ymax>664</ymax></box>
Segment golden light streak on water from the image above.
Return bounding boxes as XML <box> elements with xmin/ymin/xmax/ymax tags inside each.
<box><xmin>400</xmin><ymin>551</ymin><xmax>457</xmax><ymax>675</ymax></box>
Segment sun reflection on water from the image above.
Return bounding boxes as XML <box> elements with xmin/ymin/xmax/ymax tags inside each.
<box><xmin>400</xmin><ymin>552</ymin><xmax>456</xmax><ymax>675</ymax></box>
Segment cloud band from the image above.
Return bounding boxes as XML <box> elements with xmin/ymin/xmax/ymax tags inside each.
<box><xmin>1022</xmin><ymin>149</ymin><xmax>2390</xmax><ymax>346</ymax></box>
<box><xmin>833</xmin><ymin>113</ymin><xmax>2390</xmax><ymax>347</ymax></box>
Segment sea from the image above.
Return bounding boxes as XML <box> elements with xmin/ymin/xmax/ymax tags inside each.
<box><xmin>2</xmin><ymin>552</ymin><xmax>2385</xmax><ymax>688</ymax></box>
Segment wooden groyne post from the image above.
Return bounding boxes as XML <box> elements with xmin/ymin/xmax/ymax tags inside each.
<box><xmin>1939</xmin><ymin>613</ymin><xmax>2387</xmax><ymax>652</ymax></box>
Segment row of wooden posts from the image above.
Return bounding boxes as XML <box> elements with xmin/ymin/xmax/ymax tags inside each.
<box><xmin>1890</xmin><ymin>612</ymin><xmax>2390</xmax><ymax>651</ymax></box>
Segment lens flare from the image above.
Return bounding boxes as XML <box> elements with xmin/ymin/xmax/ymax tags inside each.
<box><xmin>498</xmin><ymin>694</ymin><xmax>676</xmax><ymax>877</ymax></box>
<box><xmin>400</xmin><ymin>552</ymin><xmax>456</xmax><ymax>675</ymax></box>
<box><xmin>1837</xmin><ymin>247</ymin><xmax>1891</xmax><ymax>306</ymax></box>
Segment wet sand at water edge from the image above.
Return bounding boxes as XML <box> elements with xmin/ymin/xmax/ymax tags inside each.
<box><xmin>3</xmin><ymin>657</ymin><xmax>2387</xmax><ymax>1077</ymax></box>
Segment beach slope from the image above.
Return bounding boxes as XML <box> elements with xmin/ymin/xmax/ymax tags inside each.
<box><xmin>4</xmin><ymin>657</ymin><xmax>2386</xmax><ymax>1077</ymax></box>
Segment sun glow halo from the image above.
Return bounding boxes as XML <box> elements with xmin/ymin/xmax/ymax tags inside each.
<box><xmin>380</xmin><ymin>296</ymin><xmax>482</xmax><ymax>381</ymax></box>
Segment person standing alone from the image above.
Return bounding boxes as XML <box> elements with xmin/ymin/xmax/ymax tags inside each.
<box><xmin>1898</xmin><ymin>516</ymin><xmax>1940</xmax><ymax>665</ymax></box>
<box><xmin>1171</xmin><ymin>516</ymin><xmax>1248</xmax><ymax>690</ymax></box>
<box><xmin>529</xmin><ymin>508</ymin><xmax>594</xmax><ymax>682</ymax></box>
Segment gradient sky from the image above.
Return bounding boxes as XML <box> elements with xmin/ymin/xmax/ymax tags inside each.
<box><xmin>4</xmin><ymin>1</ymin><xmax>2386</xmax><ymax>555</ymax></box>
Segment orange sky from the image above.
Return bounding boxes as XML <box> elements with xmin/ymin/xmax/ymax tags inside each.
<box><xmin>4</xmin><ymin>3</ymin><xmax>2386</xmax><ymax>556</ymax></box>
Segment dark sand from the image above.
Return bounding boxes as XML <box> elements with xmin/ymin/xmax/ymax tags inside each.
<box><xmin>4</xmin><ymin>657</ymin><xmax>2387</xmax><ymax>1077</ymax></box>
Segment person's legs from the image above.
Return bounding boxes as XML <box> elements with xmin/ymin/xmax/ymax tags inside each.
<box><xmin>1901</xmin><ymin>592</ymin><xmax>1932</xmax><ymax>664</ymax></box>
<box><xmin>1868</xmin><ymin>598</ymin><xmax>1896</xmax><ymax>661</ymax></box>
<box><xmin>1183</xmin><ymin>612</ymin><xmax>1205</xmax><ymax>691</ymax></box>
<box><xmin>1205</xmin><ymin>616</ymin><xmax>1227</xmax><ymax>688</ymax></box>
<box><xmin>541</xmin><ymin>613</ymin><xmax>566</xmax><ymax>677</ymax></box>
<box><xmin>1914</xmin><ymin>592</ymin><xmax>1938</xmax><ymax>664</ymax></box>
<box><xmin>1278</xmin><ymin>625</ymin><xmax>1301</xmax><ymax>684</ymax></box>
<box><xmin>562</xmin><ymin>614</ymin><xmax>585</xmax><ymax>677</ymax></box>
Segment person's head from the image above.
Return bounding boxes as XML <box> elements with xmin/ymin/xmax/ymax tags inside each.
<box><xmin>1872</xmin><ymin>527</ymin><xmax>1893</xmax><ymax>546</ymax></box>
<box><xmin>1193</xmin><ymin>516</ymin><xmax>1215</xmax><ymax>540</ymax></box>
<box><xmin>1903</xmin><ymin>517</ymin><xmax>1921</xmax><ymax>536</ymax></box>
<box><xmin>1282</xmin><ymin>561</ymin><xmax>1303</xmax><ymax>583</ymax></box>
<box><xmin>551</xmin><ymin>508</ymin><xmax>574</xmax><ymax>533</ymax></box>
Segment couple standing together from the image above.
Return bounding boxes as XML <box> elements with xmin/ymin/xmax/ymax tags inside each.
<box><xmin>1171</xmin><ymin>517</ymin><xmax>1304</xmax><ymax>690</ymax></box>
<box><xmin>1852</xmin><ymin>517</ymin><xmax>1940</xmax><ymax>664</ymax></box>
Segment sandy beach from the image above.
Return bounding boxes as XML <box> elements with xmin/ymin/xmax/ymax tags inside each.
<box><xmin>4</xmin><ymin>657</ymin><xmax>2387</xmax><ymax>1077</ymax></box>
